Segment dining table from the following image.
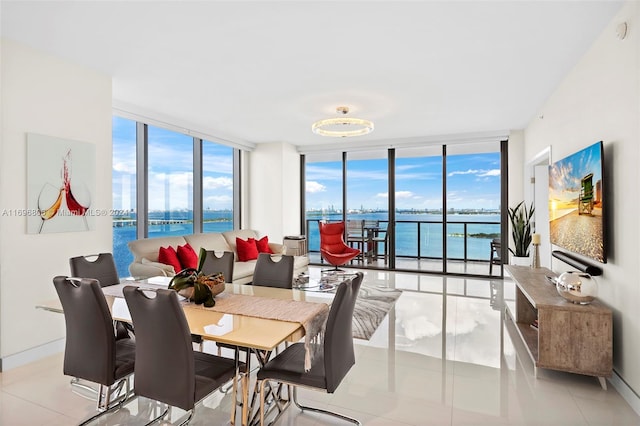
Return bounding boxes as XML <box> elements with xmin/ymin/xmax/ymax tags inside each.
<box><xmin>36</xmin><ymin>276</ymin><xmax>335</xmax><ymax>426</ymax></box>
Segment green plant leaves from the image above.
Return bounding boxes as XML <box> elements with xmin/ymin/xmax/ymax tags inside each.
<box><xmin>167</xmin><ymin>249</ymin><xmax>217</xmax><ymax>307</ymax></box>
<box><xmin>508</xmin><ymin>201</ymin><xmax>535</xmax><ymax>257</ymax></box>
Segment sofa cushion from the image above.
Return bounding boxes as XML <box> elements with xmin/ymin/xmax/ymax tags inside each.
<box><xmin>256</xmin><ymin>236</ymin><xmax>274</xmax><ymax>254</ymax></box>
<box><xmin>236</xmin><ymin>237</ymin><xmax>259</xmax><ymax>261</ymax></box>
<box><xmin>184</xmin><ymin>233</ymin><xmax>233</xmax><ymax>254</ymax></box>
<box><xmin>177</xmin><ymin>243</ymin><xmax>198</xmax><ymax>269</ymax></box>
<box><xmin>158</xmin><ymin>246</ymin><xmax>182</xmax><ymax>273</ymax></box>
<box><xmin>222</xmin><ymin>229</ymin><xmax>259</xmax><ymax>255</ymax></box>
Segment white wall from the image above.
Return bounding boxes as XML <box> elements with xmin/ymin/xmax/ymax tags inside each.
<box><xmin>523</xmin><ymin>1</ymin><xmax>640</xmax><ymax>399</ymax></box>
<box><xmin>246</xmin><ymin>142</ymin><xmax>301</xmax><ymax>243</ymax></box>
<box><xmin>0</xmin><ymin>40</ymin><xmax>113</xmax><ymax>368</ymax></box>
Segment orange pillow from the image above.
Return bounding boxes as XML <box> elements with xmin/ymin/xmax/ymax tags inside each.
<box><xmin>236</xmin><ymin>237</ymin><xmax>259</xmax><ymax>261</ymax></box>
<box><xmin>158</xmin><ymin>246</ymin><xmax>182</xmax><ymax>273</ymax></box>
<box><xmin>177</xmin><ymin>243</ymin><xmax>198</xmax><ymax>269</ymax></box>
<box><xmin>255</xmin><ymin>236</ymin><xmax>273</xmax><ymax>254</ymax></box>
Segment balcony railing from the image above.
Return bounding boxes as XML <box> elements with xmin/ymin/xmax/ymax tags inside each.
<box><xmin>306</xmin><ymin>218</ymin><xmax>501</xmax><ymax>264</ymax></box>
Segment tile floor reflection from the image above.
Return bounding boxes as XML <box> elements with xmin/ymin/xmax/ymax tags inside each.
<box><xmin>2</xmin><ymin>267</ymin><xmax>638</xmax><ymax>425</ymax></box>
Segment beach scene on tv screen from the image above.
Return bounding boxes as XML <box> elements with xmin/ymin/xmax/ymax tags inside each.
<box><xmin>548</xmin><ymin>142</ymin><xmax>604</xmax><ymax>263</ymax></box>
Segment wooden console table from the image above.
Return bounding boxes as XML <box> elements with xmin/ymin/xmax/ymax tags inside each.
<box><xmin>504</xmin><ymin>265</ymin><xmax>612</xmax><ymax>389</ymax></box>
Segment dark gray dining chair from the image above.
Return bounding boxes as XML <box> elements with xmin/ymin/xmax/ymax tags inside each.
<box><xmin>218</xmin><ymin>253</ymin><xmax>294</xmax><ymax>396</ymax></box>
<box><xmin>69</xmin><ymin>252</ymin><xmax>132</xmax><ymax>340</ymax></box>
<box><xmin>193</xmin><ymin>250</ymin><xmax>235</xmax><ymax>351</ymax></box>
<box><xmin>200</xmin><ymin>250</ymin><xmax>234</xmax><ymax>282</ymax></box>
<box><xmin>69</xmin><ymin>253</ymin><xmax>120</xmax><ymax>287</ymax></box>
<box><xmin>252</xmin><ymin>253</ymin><xmax>294</xmax><ymax>288</ymax></box>
<box><xmin>52</xmin><ymin>276</ymin><xmax>136</xmax><ymax>425</ymax></box>
<box><xmin>257</xmin><ymin>272</ymin><xmax>364</xmax><ymax>425</ymax></box>
<box><xmin>123</xmin><ymin>286</ymin><xmax>243</xmax><ymax>425</ymax></box>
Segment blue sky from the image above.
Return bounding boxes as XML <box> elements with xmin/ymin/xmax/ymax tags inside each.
<box><xmin>306</xmin><ymin>152</ymin><xmax>501</xmax><ymax>211</ymax></box>
<box><xmin>114</xmin><ymin>116</ymin><xmax>501</xmax><ymax>212</ymax></box>
<box><xmin>112</xmin><ymin>116</ymin><xmax>234</xmax><ymax>211</ymax></box>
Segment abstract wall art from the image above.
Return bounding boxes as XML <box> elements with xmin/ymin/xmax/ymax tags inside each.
<box><xmin>27</xmin><ymin>133</ymin><xmax>95</xmax><ymax>234</ymax></box>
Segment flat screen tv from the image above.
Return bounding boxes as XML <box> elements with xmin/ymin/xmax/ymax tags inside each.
<box><xmin>548</xmin><ymin>141</ymin><xmax>605</xmax><ymax>263</ymax></box>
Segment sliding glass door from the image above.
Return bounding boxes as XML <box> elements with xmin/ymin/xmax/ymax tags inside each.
<box><xmin>445</xmin><ymin>142</ymin><xmax>501</xmax><ymax>275</ymax></box>
<box><xmin>304</xmin><ymin>152</ymin><xmax>343</xmax><ymax>262</ymax></box>
<box><xmin>346</xmin><ymin>150</ymin><xmax>389</xmax><ymax>267</ymax></box>
<box><xmin>303</xmin><ymin>140</ymin><xmax>504</xmax><ymax>277</ymax></box>
<box><xmin>394</xmin><ymin>146</ymin><xmax>444</xmax><ymax>272</ymax></box>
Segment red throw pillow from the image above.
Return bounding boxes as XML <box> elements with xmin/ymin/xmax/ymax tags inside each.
<box><xmin>255</xmin><ymin>235</ymin><xmax>273</xmax><ymax>254</ymax></box>
<box><xmin>158</xmin><ymin>246</ymin><xmax>182</xmax><ymax>273</ymax></box>
<box><xmin>236</xmin><ymin>237</ymin><xmax>259</xmax><ymax>261</ymax></box>
<box><xmin>177</xmin><ymin>243</ymin><xmax>198</xmax><ymax>270</ymax></box>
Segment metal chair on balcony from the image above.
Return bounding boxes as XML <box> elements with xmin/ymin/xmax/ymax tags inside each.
<box><xmin>489</xmin><ymin>239</ymin><xmax>502</xmax><ymax>275</ymax></box>
<box><xmin>364</xmin><ymin>220</ymin><xmax>388</xmax><ymax>265</ymax></box>
<box><xmin>346</xmin><ymin>220</ymin><xmax>367</xmax><ymax>263</ymax></box>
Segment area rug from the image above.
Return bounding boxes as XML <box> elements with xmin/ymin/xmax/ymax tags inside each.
<box><xmin>352</xmin><ymin>285</ymin><xmax>402</xmax><ymax>340</ymax></box>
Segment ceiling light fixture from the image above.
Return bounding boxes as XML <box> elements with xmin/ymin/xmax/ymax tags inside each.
<box><xmin>312</xmin><ymin>106</ymin><xmax>374</xmax><ymax>137</ymax></box>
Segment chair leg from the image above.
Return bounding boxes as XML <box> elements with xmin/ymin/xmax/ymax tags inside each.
<box><xmin>291</xmin><ymin>387</ymin><xmax>361</xmax><ymax>425</ymax></box>
<box><xmin>144</xmin><ymin>404</ymin><xmax>170</xmax><ymax>426</ymax></box>
<box><xmin>70</xmin><ymin>377</ymin><xmax>99</xmax><ymax>401</ymax></box>
<box><xmin>77</xmin><ymin>378</ymin><xmax>135</xmax><ymax>426</ymax></box>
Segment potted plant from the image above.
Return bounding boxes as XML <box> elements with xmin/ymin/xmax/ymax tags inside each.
<box><xmin>168</xmin><ymin>248</ymin><xmax>225</xmax><ymax>307</ymax></box>
<box><xmin>508</xmin><ymin>201</ymin><xmax>535</xmax><ymax>266</ymax></box>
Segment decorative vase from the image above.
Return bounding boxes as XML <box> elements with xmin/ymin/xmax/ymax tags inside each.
<box><xmin>556</xmin><ymin>271</ymin><xmax>598</xmax><ymax>304</ymax></box>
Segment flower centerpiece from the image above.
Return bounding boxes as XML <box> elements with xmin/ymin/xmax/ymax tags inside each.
<box><xmin>168</xmin><ymin>248</ymin><xmax>225</xmax><ymax>307</ymax></box>
<box><xmin>508</xmin><ymin>200</ymin><xmax>535</xmax><ymax>265</ymax></box>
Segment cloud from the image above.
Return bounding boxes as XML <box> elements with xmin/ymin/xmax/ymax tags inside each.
<box><xmin>147</xmin><ymin>171</ymin><xmax>193</xmax><ymax>210</ymax></box>
<box><xmin>203</xmin><ymin>176</ymin><xmax>233</xmax><ymax>190</ymax></box>
<box><xmin>478</xmin><ymin>169</ymin><xmax>500</xmax><ymax>177</ymax></box>
<box><xmin>204</xmin><ymin>194</ymin><xmax>232</xmax><ymax>205</ymax></box>
<box><xmin>305</xmin><ymin>165</ymin><xmax>343</xmax><ymax>181</ymax></box>
<box><xmin>396</xmin><ymin>191</ymin><xmax>415</xmax><ymax>199</ymax></box>
<box><xmin>448</xmin><ymin>168</ymin><xmax>500</xmax><ymax>178</ymax></box>
<box><xmin>113</xmin><ymin>161</ymin><xmax>135</xmax><ymax>174</ymax></box>
<box><xmin>306</xmin><ymin>181</ymin><xmax>326</xmax><ymax>193</ymax></box>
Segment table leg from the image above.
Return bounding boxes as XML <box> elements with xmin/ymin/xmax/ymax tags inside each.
<box><xmin>241</xmin><ymin>354</ymin><xmax>250</xmax><ymax>425</ymax></box>
<box><xmin>247</xmin><ymin>349</ymin><xmax>291</xmax><ymax>426</ymax></box>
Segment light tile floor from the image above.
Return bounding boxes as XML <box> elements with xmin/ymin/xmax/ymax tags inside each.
<box><xmin>2</xmin><ymin>267</ymin><xmax>638</xmax><ymax>425</ymax></box>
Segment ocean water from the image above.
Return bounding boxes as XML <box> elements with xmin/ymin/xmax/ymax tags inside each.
<box><xmin>113</xmin><ymin>211</ymin><xmax>500</xmax><ymax>277</ymax></box>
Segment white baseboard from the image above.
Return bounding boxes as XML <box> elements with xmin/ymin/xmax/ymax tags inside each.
<box><xmin>610</xmin><ymin>370</ymin><xmax>640</xmax><ymax>417</ymax></box>
<box><xmin>0</xmin><ymin>339</ymin><xmax>64</xmax><ymax>371</ymax></box>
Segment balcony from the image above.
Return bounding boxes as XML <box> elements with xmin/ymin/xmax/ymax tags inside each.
<box><xmin>306</xmin><ymin>218</ymin><xmax>502</xmax><ymax>277</ymax></box>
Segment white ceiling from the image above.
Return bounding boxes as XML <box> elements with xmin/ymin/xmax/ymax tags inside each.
<box><xmin>1</xmin><ymin>1</ymin><xmax>624</xmax><ymax>150</ymax></box>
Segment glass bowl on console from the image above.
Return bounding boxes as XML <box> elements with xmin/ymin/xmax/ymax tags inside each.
<box><xmin>555</xmin><ymin>271</ymin><xmax>598</xmax><ymax>304</ymax></box>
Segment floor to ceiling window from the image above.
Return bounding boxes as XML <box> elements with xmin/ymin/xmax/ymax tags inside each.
<box><xmin>147</xmin><ymin>125</ymin><xmax>194</xmax><ymax>238</ymax></box>
<box><xmin>303</xmin><ymin>140</ymin><xmax>503</xmax><ymax>277</ymax></box>
<box><xmin>445</xmin><ymin>142</ymin><xmax>501</xmax><ymax>275</ymax></box>
<box><xmin>304</xmin><ymin>152</ymin><xmax>343</xmax><ymax>254</ymax></box>
<box><xmin>111</xmin><ymin>115</ymin><xmax>238</xmax><ymax>277</ymax></box>
<box><xmin>112</xmin><ymin>116</ymin><xmax>137</xmax><ymax>277</ymax></box>
<box><xmin>395</xmin><ymin>146</ymin><xmax>444</xmax><ymax>273</ymax></box>
<box><xmin>345</xmin><ymin>150</ymin><xmax>389</xmax><ymax>267</ymax></box>
<box><xmin>202</xmin><ymin>140</ymin><xmax>234</xmax><ymax>233</ymax></box>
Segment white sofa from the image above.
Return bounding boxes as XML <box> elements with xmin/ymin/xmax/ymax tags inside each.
<box><xmin>127</xmin><ymin>229</ymin><xmax>309</xmax><ymax>284</ymax></box>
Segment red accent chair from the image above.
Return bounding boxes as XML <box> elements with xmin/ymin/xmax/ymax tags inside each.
<box><xmin>319</xmin><ymin>221</ymin><xmax>360</xmax><ymax>271</ymax></box>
